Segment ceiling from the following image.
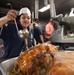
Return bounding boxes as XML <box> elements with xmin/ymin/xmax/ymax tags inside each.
<box><xmin>54</xmin><ymin>0</ymin><xmax>74</xmax><ymax>15</ymax></box>
<box><xmin>0</xmin><ymin>0</ymin><xmax>74</xmax><ymax>20</ymax></box>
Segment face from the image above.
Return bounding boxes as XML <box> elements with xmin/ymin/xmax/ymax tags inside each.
<box><xmin>19</xmin><ymin>13</ymin><xmax>31</xmax><ymax>29</ymax></box>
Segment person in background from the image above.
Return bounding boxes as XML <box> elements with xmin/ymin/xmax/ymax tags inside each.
<box><xmin>44</xmin><ymin>18</ymin><xmax>54</xmax><ymax>42</ymax></box>
<box><xmin>0</xmin><ymin>7</ymin><xmax>32</xmax><ymax>59</ymax></box>
<box><xmin>32</xmin><ymin>22</ymin><xmax>44</xmax><ymax>44</ymax></box>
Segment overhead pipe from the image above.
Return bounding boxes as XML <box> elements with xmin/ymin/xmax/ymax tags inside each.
<box><xmin>44</xmin><ymin>0</ymin><xmax>48</xmax><ymax>6</ymax></box>
<box><xmin>49</xmin><ymin>0</ymin><xmax>56</xmax><ymax>17</ymax></box>
<box><xmin>35</xmin><ymin>0</ymin><xmax>39</xmax><ymax>19</ymax></box>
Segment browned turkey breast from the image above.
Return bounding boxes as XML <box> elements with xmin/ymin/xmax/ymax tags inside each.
<box><xmin>8</xmin><ymin>43</ymin><xmax>58</xmax><ymax>75</ymax></box>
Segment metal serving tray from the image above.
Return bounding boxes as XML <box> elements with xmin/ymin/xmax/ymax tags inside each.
<box><xmin>0</xmin><ymin>57</ymin><xmax>17</xmax><ymax>75</ymax></box>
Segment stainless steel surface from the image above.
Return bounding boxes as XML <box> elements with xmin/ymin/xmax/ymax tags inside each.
<box><xmin>49</xmin><ymin>16</ymin><xmax>74</xmax><ymax>49</ymax></box>
<box><xmin>50</xmin><ymin>25</ymin><xmax>74</xmax><ymax>43</ymax></box>
<box><xmin>0</xmin><ymin>57</ymin><xmax>17</xmax><ymax>75</ymax></box>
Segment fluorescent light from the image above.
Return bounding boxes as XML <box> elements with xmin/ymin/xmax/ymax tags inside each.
<box><xmin>39</xmin><ymin>4</ymin><xmax>50</xmax><ymax>12</ymax></box>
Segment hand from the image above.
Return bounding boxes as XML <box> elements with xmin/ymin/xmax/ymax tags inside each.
<box><xmin>45</xmin><ymin>41</ymin><xmax>51</xmax><ymax>44</ymax></box>
<box><xmin>6</xmin><ymin>10</ymin><xmax>18</xmax><ymax>21</ymax></box>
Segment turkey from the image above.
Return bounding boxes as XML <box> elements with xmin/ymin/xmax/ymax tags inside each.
<box><xmin>47</xmin><ymin>51</ymin><xmax>74</xmax><ymax>75</ymax></box>
<box><xmin>29</xmin><ymin>51</ymin><xmax>74</xmax><ymax>75</ymax></box>
<box><xmin>8</xmin><ymin>43</ymin><xmax>58</xmax><ymax>75</ymax></box>
<box><xmin>9</xmin><ymin>43</ymin><xmax>74</xmax><ymax>75</ymax></box>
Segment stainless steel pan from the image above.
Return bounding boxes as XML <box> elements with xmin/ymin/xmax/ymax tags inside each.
<box><xmin>0</xmin><ymin>57</ymin><xmax>17</xmax><ymax>75</ymax></box>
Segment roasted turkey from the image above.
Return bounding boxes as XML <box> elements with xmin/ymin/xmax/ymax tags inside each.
<box><xmin>47</xmin><ymin>51</ymin><xmax>74</xmax><ymax>75</ymax></box>
<box><xmin>9</xmin><ymin>43</ymin><xmax>58</xmax><ymax>75</ymax></box>
<box><xmin>9</xmin><ymin>43</ymin><xmax>74</xmax><ymax>75</ymax></box>
<box><xmin>30</xmin><ymin>51</ymin><xmax>74</xmax><ymax>75</ymax></box>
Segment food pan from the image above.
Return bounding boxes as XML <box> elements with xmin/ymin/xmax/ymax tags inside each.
<box><xmin>0</xmin><ymin>57</ymin><xmax>17</xmax><ymax>75</ymax></box>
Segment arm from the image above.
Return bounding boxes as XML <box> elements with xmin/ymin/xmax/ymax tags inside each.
<box><xmin>0</xmin><ymin>10</ymin><xmax>18</xmax><ymax>27</ymax></box>
<box><xmin>0</xmin><ymin>16</ymin><xmax>9</xmax><ymax>27</ymax></box>
<box><xmin>40</xmin><ymin>35</ymin><xmax>44</xmax><ymax>43</ymax></box>
<box><xmin>38</xmin><ymin>27</ymin><xmax>44</xmax><ymax>43</ymax></box>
